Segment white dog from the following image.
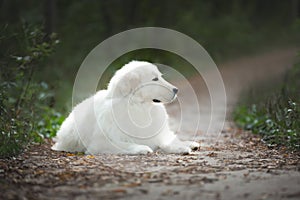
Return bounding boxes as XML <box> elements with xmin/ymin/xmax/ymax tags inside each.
<box><xmin>52</xmin><ymin>61</ymin><xmax>199</xmax><ymax>154</ymax></box>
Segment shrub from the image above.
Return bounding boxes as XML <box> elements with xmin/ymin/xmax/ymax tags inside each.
<box><xmin>0</xmin><ymin>23</ymin><xmax>62</xmax><ymax>158</ymax></box>
<box><xmin>234</xmin><ymin>58</ymin><xmax>300</xmax><ymax>150</ymax></box>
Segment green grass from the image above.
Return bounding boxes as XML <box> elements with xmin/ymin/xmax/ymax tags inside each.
<box><xmin>234</xmin><ymin>57</ymin><xmax>300</xmax><ymax>150</ymax></box>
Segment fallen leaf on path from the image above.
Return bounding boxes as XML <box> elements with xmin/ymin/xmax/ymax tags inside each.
<box><xmin>123</xmin><ymin>182</ymin><xmax>141</xmax><ymax>187</ymax></box>
<box><xmin>207</xmin><ymin>152</ymin><xmax>218</xmax><ymax>157</ymax></box>
<box><xmin>86</xmin><ymin>155</ymin><xmax>95</xmax><ymax>159</ymax></box>
<box><xmin>112</xmin><ymin>188</ymin><xmax>127</xmax><ymax>193</ymax></box>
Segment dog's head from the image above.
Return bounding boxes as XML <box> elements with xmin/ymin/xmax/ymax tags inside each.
<box><xmin>108</xmin><ymin>61</ymin><xmax>178</xmax><ymax>104</ymax></box>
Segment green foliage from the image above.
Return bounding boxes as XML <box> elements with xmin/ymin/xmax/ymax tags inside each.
<box><xmin>234</xmin><ymin>60</ymin><xmax>300</xmax><ymax>150</ymax></box>
<box><xmin>234</xmin><ymin>99</ymin><xmax>299</xmax><ymax>149</ymax></box>
<box><xmin>36</xmin><ymin>109</ymin><xmax>65</xmax><ymax>140</ymax></box>
<box><xmin>0</xmin><ymin>23</ymin><xmax>62</xmax><ymax>158</ymax></box>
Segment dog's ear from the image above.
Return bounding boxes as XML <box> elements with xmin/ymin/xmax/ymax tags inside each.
<box><xmin>117</xmin><ymin>72</ymin><xmax>140</xmax><ymax>97</ymax></box>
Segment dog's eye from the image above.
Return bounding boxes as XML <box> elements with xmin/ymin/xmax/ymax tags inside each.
<box><xmin>152</xmin><ymin>77</ymin><xmax>158</xmax><ymax>81</ymax></box>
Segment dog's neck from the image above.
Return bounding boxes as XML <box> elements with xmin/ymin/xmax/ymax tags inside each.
<box><xmin>109</xmin><ymin>96</ymin><xmax>167</xmax><ymax>132</ymax></box>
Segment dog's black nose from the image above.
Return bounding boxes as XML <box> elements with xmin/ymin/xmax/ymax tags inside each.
<box><xmin>173</xmin><ymin>88</ymin><xmax>178</xmax><ymax>94</ymax></box>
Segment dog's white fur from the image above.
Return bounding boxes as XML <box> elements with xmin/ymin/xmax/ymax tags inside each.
<box><xmin>52</xmin><ymin>61</ymin><xmax>199</xmax><ymax>154</ymax></box>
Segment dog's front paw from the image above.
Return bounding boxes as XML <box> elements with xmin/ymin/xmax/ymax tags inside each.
<box><xmin>179</xmin><ymin>146</ymin><xmax>192</xmax><ymax>155</ymax></box>
<box><xmin>189</xmin><ymin>141</ymin><xmax>200</xmax><ymax>151</ymax></box>
<box><xmin>182</xmin><ymin>141</ymin><xmax>200</xmax><ymax>151</ymax></box>
<box><xmin>129</xmin><ymin>145</ymin><xmax>153</xmax><ymax>155</ymax></box>
<box><xmin>168</xmin><ymin>146</ymin><xmax>192</xmax><ymax>155</ymax></box>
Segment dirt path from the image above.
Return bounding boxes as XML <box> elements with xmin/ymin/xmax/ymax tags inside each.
<box><xmin>1</xmin><ymin>47</ymin><xmax>299</xmax><ymax>200</ymax></box>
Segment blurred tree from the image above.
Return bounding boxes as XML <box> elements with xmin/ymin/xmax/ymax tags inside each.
<box><xmin>44</xmin><ymin>0</ymin><xmax>56</xmax><ymax>37</ymax></box>
<box><xmin>291</xmin><ymin>0</ymin><xmax>299</xmax><ymax>19</ymax></box>
<box><xmin>0</xmin><ymin>0</ymin><xmax>299</xmax><ymax>111</ymax></box>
